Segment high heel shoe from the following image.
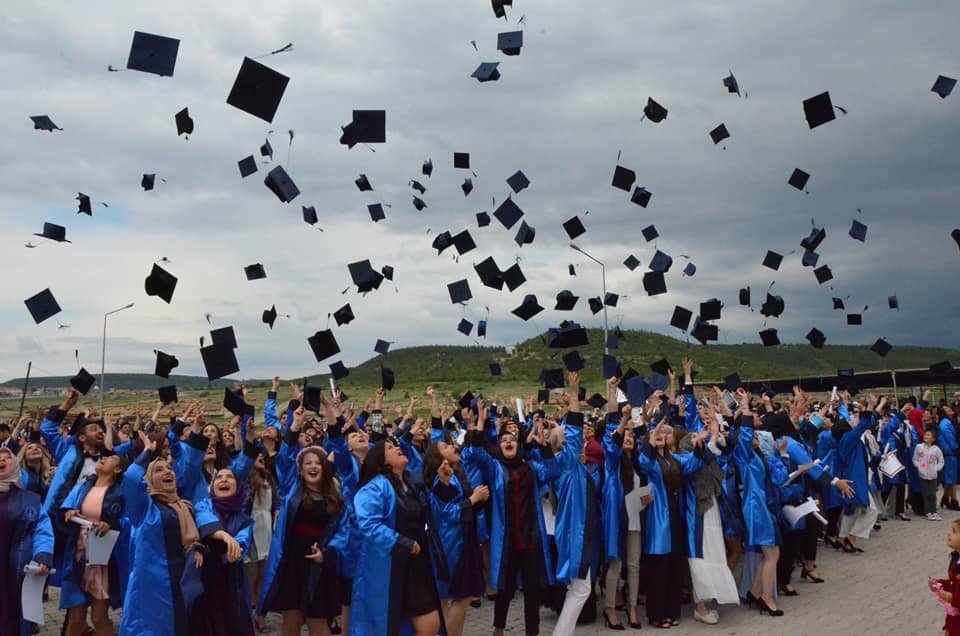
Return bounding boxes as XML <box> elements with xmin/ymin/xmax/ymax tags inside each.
<box><xmin>824</xmin><ymin>536</ymin><xmax>841</xmax><ymax>550</ymax></box>
<box><xmin>777</xmin><ymin>585</ymin><xmax>799</xmax><ymax>597</ymax></box>
<box><xmin>843</xmin><ymin>538</ymin><xmax>864</xmax><ymax>553</ymax></box>
<box><xmin>801</xmin><ymin>568</ymin><xmax>824</xmax><ymax>583</ymax></box>
<box><xmin>603</xmin><ymin>610</ymin><xmax>626</xmax><ymax>631</ymax></box>
<box><xmin>744</xmin><ymin>591</ymin><xmax>758</xmax><ymax>607</ymax></box>
<box><xmin>757</xmin><ymin>598</ymin><xmax>784</xmax><ymax>617</ymax></box>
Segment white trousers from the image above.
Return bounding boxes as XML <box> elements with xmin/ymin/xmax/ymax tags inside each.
<box><xmin>552</xmin><ymin>568</ymin><xmax>592</xmax><ymax>636</ymax></box>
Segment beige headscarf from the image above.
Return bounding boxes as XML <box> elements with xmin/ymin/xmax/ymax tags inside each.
<box><xmin>146</xmin><ymin>458</ymin><xmax>200</xmax><ymax>553</ymax></box>
<box><xmin>0</xmin><ymin>447</ymin><xmax>22</xmax><ymax>493</ymax></box>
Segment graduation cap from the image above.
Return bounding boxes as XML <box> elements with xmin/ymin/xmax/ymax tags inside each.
<box><xmin>33</xmin><ymin>222</ymin><xmax>70</xmax><ymax>243</ymax></box>
<box><xmin>562</xmin><ymin>216</ymin><xmax>586</xmax><ymax>239</ymax></box>
<box><xmin>806</xmin><ymin>327</ymin><xmax>826</xmax><ymax>348</ymax></box>
<box><xmin>381</xmin><ymin>367</ymin><xmax>395</xmax><ymax>391</ymax></box>
<box><xmin>554</xmin><ymin>290</ymin><xmax>579</xmax><ymax>311</ymax></box>
<box><xmin>801</xmin><ymin>227</ymin><xmax>826</xmax><ymax>252</ymax></box>
<box><xmin>307</xmin><ymin>329</ymin><xmax>340</xmax><ymax>362</ymax></box>
<box><xmin>847</xmin><ymin>313</ymin><xmax>862</xmax><ymax>326</ymax></box>
<box><xmin>849</xmin><ymin>219</ymin><xmax>868</xmax><ymax>242</ymax></box>
<box><xmin>709</xmin><ymin>123</ymin><xmax>730</xmax><ymax>144</ymax></box>
<box><xmin>643</xmin><ymin>271</ymin><xmax>667</xmax><ymax>296</ymax></box>
<box><xmin>931</xmin><ymin>361</ymin><xmax>953</xmax><ymax>375</ymax></box>
<box><xmin>788</xmin><ymin>169</ymin><xmax>810</xmax><ymax>191</ymax></box>
<box><xmin>602</xmin><ymin>355</ymin><xmax>622</xmax><ymax>379</ymax></box>
<box><xmin>932</xmin><ymin>75</ymin><xmax>956</xmax><ymax>99</ymax></box>
<box><xmin>630</xmin><ymin>187</ymin><xmax>652</xmax><ymax>207</ymax></box>
<box><xmin>238</xmin><ymin>155</ymin><xmax>258</xmax><ymax>178</ymax></box>
<box><xmin>447</xmin><ymin>279</ymin><xmax>472</xmax><ymax>304</ymax></box>
<box><xmin>888</xmin><ymin>294</ymin><xmax>899</xmax><ymax>310</ymax></box>
<box><xmin>471</xmin><ymin>62</ymin><xmax>501</xmax><ymax>82</ymax></box>
<box><xmin>759</xmin><ymin>328</ymin><xmax>780</xmax><ymax>347</ymax></box>
<box><xmin>433</xmin><ymin>231</ymin><xmax>454</xmax><ymax>254</ymax></box>
<box><xmin>506</xmin><ymin>170</ymin><xmax>530</xmax><ymax>194</ymax></box>
<box><xmin>333</xmin><ymin>304</ymin><xmax>355</xmax><ymax>326</ymax></box>
<box><xmin>29</xmin><ymin>115</ymin><xmax>61</xmax><ymax>131</ymax></box>
<box><xmin>300</xmin><ymin>385</ymin><xmax>322</xmax><ymax>413</ymax></box>
<box><xmin>586</xmin><ymin>393</ymin><xmax>608</xmax><ymax>410</ymax></box>
<box><xmin>588</xmin><ymin>297</ymin><xmax>603</xmax><ymax>314</ymax></box>
<box><xmin>329</xmin><ymin>361</ymin><xmax>349</xmax><ymax>380</ymax></box>
<box><xmin>126</xmin><ymin>31</ymin><xmax>179</xmax><ymax>76</ymax></box>
<box><xmin>723</xmin><ymin>72</ymin><xmax>740</xmax><ymax>95</ymax></box>
<box><xmin>422</xmin><ymin>159</ymin><xmax>433</xmax><ymax>176</ymax></box>
<box><xmin>690</xmin><ymin>319</ymin><xmax>718</xmax><ymax>344</ymax></box>
<box><xmin>453</xmin><ymin>153</ymin><xmax>470</xmax><ymax>169</ymax></box>
<box><xmin>476</xmin><ymin>211</ymin><xmax>490</xmax><ymax>227</ymax></box>
<box><xmin>542</xmin><ymin>368</ymin><xmax>565</xmax><ymax>389</ymax></box>
<box><xmin>724</xmin><ymin>373</ymin><xmax>742</xmax><ymax>392</ymax></box>
<box><xmin>223</xmin><ymin>388</ymin><xmax>250</xmax><ymax>416</ymax></box>
<box><xmin>174</xmin><ymin>108</ymin><xmax>193</xmax><ymax>136</ymax></box>
<box><xmin>699</xmin><ymin>299</ymin><xmax>722</xmax><ymax>322</ymax></box>
<box><xmin>348</xmin><ymin>260</ymin><xmax>384</xmax><ymax>292</ymax></box>
<box><xmin>226</xmin><ymin>57</ymin><xmax>289</xmax><ymax>123</ymax></box>
<box><xmin>158</xmin><ymin>385</ymin><xmax>178</xmax><ymax>405</ymax></box>
<box><xmin>200</xmin><ymin>343</ymin><xmax>239</xmax><ymax>380</ymax></box>
<box><xmin>381</xmin><ymin>263</ymin><xmax>394</xmax><ymax>279</ymax></box>
<box><xmin>410</xmin><ymin>180</ymin><xmax>427</xmax><ymax>194</ymax></box>
<box><xmin>141</xmin><ymin>174</ymin><xmax>156</xmax><ymax>191</ymax></box>
<box><xmin>497</xmin><ymin>30</ymin><xmax>523</xmax><ymax>55</ymax></box>
<box><xmin>670</xmin><ymin>306</ymin><xmax>693</xmax><ymax>331</ymax></box>
<box><xmin>604</xmin><ymin>292</ymin><xmax>619</xmax><ymax>307</ymax></box>
<box><xmin>641</xmin><ymin>225</ymin><xmax>659</xmax><ymax>242</ymax></box>
<box><xmin>643</xmin><ymin>97</ymin><xmax>668</xmax><ymax>122</ymax></box>
<box><xmin>625</xmin><ymin>376</ymin><xmax>652</xmax><ymax>406</ymax></box>
<box><xmin>649</xmin><ymin>358</ymin><xmax>672</xmax><ymax>377</ymax></box>
<box><xmin>264</xmin><ymin>166</ymin><xmax>300</xmax><ymax>203</ymax></box>
<box><xmin>144</xmin><ymin>264</ymin><xmax>177</xmax><ymax>303</ymax></box>
<box><xmin>412</xmin><ymin>196</ymin><xmax>428</xmax><ymax>211</ymax></box>
<box><xmin>368</xmin><ymin>203</ymin><xmax>386</xmax><ymax>222</ymax></box>
<box><xmin>262</xmin><ymin>305</ymin><xmax>278</xmax><ymax>329</ymax></box>
<box><xmin>762</xmin><ymin>250</ymin><xmax>783</xmax><ymax>270</ymax></box>
<box><xmin>871</xmin><ymin>338</ymin><xmax>892</xmax><ymax>358</ymax></box>
<box><xmin>244</xmin><ymin>263</ymin><xmax>266</xmax><ymax>281</ymax></box>
<box><xmin>24</xmin><ymin>288</ymin><xmax>61</xmax><ymax>324</ymax></box>
<box><xmin>801</xmin><ymin>249</ymin><xmax>819</xmax><ymax>268</ymax></box>
<box><xmin>69</xmin><ymin>368</ymin><xmax>96</xmax><ymax>395</ymax></box>
<box><xmin>494</xmin><ymin>198</ymin><xmax>524</xmax><ymax>229</ymax></box>
<box><xmin>514</xmin><ymin>221</ymin><xmax>535</xmax><ymax>246</ymax></box>
<box><xmin>75</xmin><ymin>193</ymin><xmax>92</xmax><ymax>216</ymax></box>
<box><xmin>451</xmin><ymin>230</ymin><xmax>476</xmax><ymax>255</ymax></box>
<box><xmin>649</xmin><ymin>250</ymin><xmax>673</xmax><ymax>273</ymax></box>
<box><xmin>302</xmin><ymin>205</ymin><xmax>318</xmax><ymax>225</ymax></box>
<box><xmin>547</xmin><ymin>323</ymin><xmax>589</xmax><ymax>348</ymax></box>
<box><xmin>760</xmin><ymin>293</ymin><xmax>785</xmax><ymax>318</ymax></box>
<box><xmin>374</xmin><ymin>339</ymin><xmax>391</xmax><ymax>355</ymax></box>
<box><xmin>568</xmin><ymin>264</ymin><xmax>576</xmax><ymax>276</ymax></box>
<box><xmin>832</xmin><ymin>297</ymin><xmax>845</xmax><ymax>310</ymax></box>
<box><xmin>611</xmin><ymin>165</ymin><xmax>636</xmax><ymax>191</ymax></box>
<box><xmin>474</xmin><ymin>257</ymin><xmax>504</xmax><ymax>290</ymax></box>
<box><xmin>489</xmin><ymin>362</ymin><xmax>502</xmax><ymax>376</ymax></box>
<box><xmin>624</xmin><ymin>255</ymin><xmax>640</xmax><ymax>271</ymax></box>
<box><xmin>154</xmin><ymin>350</ymin><xmax>179</xmax><ymax>378</ymax></box>
<box><xmin>355</xmin><ymin>174</ymin><xmax>373</xmax><ymax>192</ymax></box>
<box><xmin>952</xmin><ymin>229</ymin><xmax>960</xmax><ymax>251</ymax></box>
<box><xmin>739</xmin><ymin>287</ymin><xmax>751</xmax><ymax>306</ymax></box>
<box><xmin>502</xmin><ymin>263</ymin><xmax>526</xmax><ymax>291</ymax></box>
<box><xmin>802</xmin><ymin>91</ymin><xmax>836</xmax><ymax>129</ymax></box>
<box><xmin>461</xmin><ymin>178</ymin><xmax>474</xmax><ymax>196</ymax></box>
<box><xmin>512</xmin><ymin>295</ymin><xmax>544</xmax><ymax>321</ymax></box>
<box><xmin>477</xmin><ymin>320</ymin><xmax>487</xmax><ymax>338</ymax></box>
<box><xmin>814</xmin><ymin>264</ymin><xmax>833</xmax><ymax>284</ymax></box>
<box><xmin>210</xmin><ymin>326</ymin><xmax>237</xmax><ymax>349</ymax></box>
<box><xmin>340</xmin><ymin>110</ymin><xmax>386</xmax><ymax>147</ymax></box>
<box><xmin>683</xmin><ymin>262</ymin><xmax>696</xmax><ymax>277</ymax></box>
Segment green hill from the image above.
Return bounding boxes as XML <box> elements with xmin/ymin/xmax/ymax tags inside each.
<box><xmin>0</xmin><ymin>374</ymin><xmax>242</xmax><ymax>391</ymax></box>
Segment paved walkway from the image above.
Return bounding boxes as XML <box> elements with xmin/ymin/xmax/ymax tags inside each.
<box><xmin>37</xmin><ymin>512</ymin><xmax>949</xmax><ymax>635</ymax></box>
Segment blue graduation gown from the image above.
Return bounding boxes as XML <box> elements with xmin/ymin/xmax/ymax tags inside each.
<box><xmin>3</xmin><ymin>486</ymin><xmax>54</xmax><ymax>636</ymax></box>
<box><xmin>817</xmin><ymin>430</ymin><xmax>843</xmax><ymax>510</ymax></box>
<box><xmin>601</xmin><ymin>423</ymin><xmax>626</xmax><ymax>563</ymax></box>
<box><xmin>553</xmin><ymin>413</ymin><xmax>601</xmax><ymax>584</ymax></box>
<box><xmin>940</xmin><ymin>418</ymin><xmax>959</xmax><ymax>485</ymax></box>
<box><xmin>880</xmin><ymin>417</ymin><xmax>912</xmax><ymax>486</ymax></box>
<box><xmin>834</xmin><ymin>413</ymin><xmax>875</xmax><ymax>513</ymax></box>
<box><xmin>632</xmin><ymin>441</ymin><xmax>703</xmax><ymax>556</ymax></box>
<box><xmin>732</xmin><ymin>417</ymin><xmax>788</xmax><ymax>548</ymax></box>
<box><xmin>327</xmin><ymin>422</ymin><xmax>363</xmax><ymax>579</ymax></box>
<box><xmin>429</xmin><ymin>473</ymin><xmax>481</xmax><ymax>599</ymax></box>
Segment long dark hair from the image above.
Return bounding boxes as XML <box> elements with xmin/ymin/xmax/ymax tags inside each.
<box><xmin>359</xmin><ymin>442</ymin><xmax>392</xmax><ymax>488</ymax></box>
<box><xmin>422</xmin><ymin>442</ymin><xmax>472</xmax><ymax>495</ymax></box>
<box><xmin>297</xmin><ymin>448</ymin><xmax>343</xmax><ymax>514</ymax></box>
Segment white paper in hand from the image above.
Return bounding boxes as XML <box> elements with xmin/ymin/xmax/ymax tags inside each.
<box><xmin>22</xmin><ymin>561</ymin><xmax>55</xmax><ymax>625</ymax></box>
<box><xmin>86</xmin><ymin>529</ymin><xmax>121</xmax><ymax>566</ymax></box>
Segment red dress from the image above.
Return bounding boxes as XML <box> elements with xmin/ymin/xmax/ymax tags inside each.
<box><xmin>940</xmin><ymin>552</ymin><xmax>960</xmax><ymax>635</ymax></box>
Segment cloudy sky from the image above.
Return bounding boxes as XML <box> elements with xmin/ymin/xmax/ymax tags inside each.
<box><xmin>2</xmin><ymin>0</ymin><xmax>958</xmax><ymax>382</ymax></box>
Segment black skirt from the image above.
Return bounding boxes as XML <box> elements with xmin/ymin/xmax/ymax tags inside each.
<box><xmin>273</xmin><ymin>536</ymin><xmax>341</xmax><ymax>619</ymax></box>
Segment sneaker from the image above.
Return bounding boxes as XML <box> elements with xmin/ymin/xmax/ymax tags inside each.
<box><xmin>927</xmin><ymin>513</ymin><xmax>938</xmax><ymax>520</ymax></box>
<box><xmin>694</xmin><ymin>608</ymin><xmax>719</xmax><ymax>624</ymax></box>
<box><xmin>934</xmin><ymin>513</ymin><xmax>944</xmax><ymax>521</ymax></box>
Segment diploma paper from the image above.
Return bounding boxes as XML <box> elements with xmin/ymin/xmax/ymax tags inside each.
<box><xmin>86</xmin><ymin>529</ymin><xmax>121</xmax><ymax>566</ymax></box>
<box><xmin>21</xmin><ymin>562</ymin><xmax>54</xmax><ymax>625</ymax></box>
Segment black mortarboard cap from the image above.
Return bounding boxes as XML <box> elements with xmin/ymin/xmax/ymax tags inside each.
<box><xmin>624</xmin><ymin>255</ymin><xmax>640</xmax><ymax>271</ymax></box>
<box><xmin>264</xmin><ymin>166</ymin><xmax>300</xmax><ymax>203</ymax></box>
<box><xmin>200</xmin><ymin>343</ymin><xmax>239</xmax><ymax>380</ymax></box>
<box><xmin>244</xmin><ymin>263</ymin><xmax>266</xmax><ymax>281</ymax></box>
<box><xmin>611</xmin><ymin>165</ymin><xmax>636</xmax><ymax>191</ymax></box>
<box><xmin>223</xmin><ymin>387</ymin><xmax>249</xmax><ymax>416</ymax></box>
<box><xmin>514</xmin><ymin>221</ymin><xmax>535</xmax><ymax>246</ymax></box>
<box><xmin>432</xmin><ymin>231</ymin><xmax>453</xmax><ymax>254</ymax></box>
<box><xmin>602</xmin><ymin>355</ymin><xmax>622</xmax><ymax>379</ymax></box>
<box><xmin>555</xmin><ymin>290</ymin><xmax>579</xmax><ymax>311</ymax></box>
<box><xmin>471</xmin><ymin>61</ymin><xmax>501</xmax><ymax>82</ymax></box>
<box><xmin>489</xmin><ymin>362</ymin><xmax>502</xmax><ymax>376</ymax></box>
<box><xmin>494</xmin><ymin>198</ymin><xmax>524</xmax><ymax>229</ymax></box>
<box><xmin>374</xmin><ymin>339</ymin><xmax>391</xmax><ymax>354</ymax></box>
<box><xmin>849</xmin><ymin>220</ymin><xmax>867</xmax><ymax>242</ymax></box>
<box><xmin>690</xmin><ymin>319</ymin><xmax>718</xmax><ymax>344</ymax></box>
<box><xmin>30</xmin><ymin>115</ymin><xmax>61</xmax><ymax>132</ymax></box>
<box><xmin>226</xmin><ymin>57</ymin><xmax>289</xmax><ymax>123</ymax></box>
<box><xmin>568</xmin><ymin>264</ymin><xmax>576</xmax><ymax>276</ymax></box>
<box><xmin>759</xmin><ymin>328</ymin><xmax>780</xmax><ymax>347</ymax></box>
<box><xmin>141</xmin><ymin>174</ymin><xmax>156</xmax><ymax>191</ymax></box>
<box><xmin>643</xmin><ymin>97</ymin><xmax>668</xmax><ymax>122</ymax></box>
<box><xmin>368</xmin><ymin>203</ymin><xmax>385</xmax><ymax>222</ymax></box>
<box><xmin>512</xmin><ymin>295</ymin><xmax>544</xmax><ymax>321</ymax></box>
<box><xmin>723</xmin><ymin>72</ymin><xmax>740</xmax><ymax>95</ymax></box>
<box><xmin>502</xmin><ymin>263</ymin><xmax>526</xmax><ymax>291</ymax></box>
<box><xmin>448</xmin><ymin>279</ymin><xmax>472</xmax><ymax>304</ymax></box>
<box><xmin>542</xmin><ymin>368</ymin><xmax>565</xmax><ymax>389</ymax></box>
<box><xmin>888</xmin><ymin>294</ymin><xmax>899</xmax><ymax>310</ymax></box>
<box><xmin>302</xmin><ymin>205</ymin><xmax>318</xmax><ymax>225</ymax></box>
<box><xmin>562</xmin><ymin>216</ymin><xmax>586</xmax><ymax>239</ymax></box>
<box><xmin>34</xmin><ymin>222</ymin><xmax>70</xmax><ymax>243</ymax></box>
<box><xmin>210</xmin><ymin>326</ymin><xmax>237</xmax><ymax>349</ymax></box>
<box><xmin>340</xmin><ymin>110</ymin><xmax>386</xmax><ymax>147</ymax></box>
<box><xmin>126</xmin><ymin>31</ymin><xmax>179</xmax><ymax>77</ymax></box>
<box><xmin>497</xmin><ymin>30</ymin><xmax>523</xmax><ymax>55</ymax></box>
<box><xmin>670</xmin><ymin>306</ymin><xmax>692</xmax><ymax>331</ymax></box>
<box><xmin>410</xmin><ymin>180</ymin><xmax>426</xmax><ymax>194</ymax></box>
<box><xmin>144</xmin><ymin>264</ymin><xmax>177</xmax><ymax>303</ymax></box>
<box><xmin>422</xmin><ymin>159</ymin><xmax>433</xmax><ymax>176</ymax></box>
<box><xmin>760</xmin><ymin>293</ymin><xmax>785</xmax><ymax>318</ymax></box>
<box><xmin>333</xmin><ymin>304</ymin><xmax>355</xmax><ymax>326</ymax></box>
<box><xmin>803</xmin><ymin>91</ymin><xmax>836</xmax><ymax>129</ymax></box>
<box><xmin>931</xmin><ymin>361</ymin><xmax>953</xmax><ymax>375</ymax></box>
<box><xmin>739</xmin><ymin>287</ymin><xmax>751</xmax><ymax>306</ymax></box>
<box><xmin>762</xmin><ymin>250</ymin><xmax>783</xmax><ymax>270</ymax></box>
<box><xmin>832</xmin><ymin>297</ymin><xmax>845</xmax><ymax>310</ymax></box>
<box><xmin>158</xmin><ymin>385</ymin><xmax>178</xmax><ymax>405</ymax></box>
<box><xmin>474</xmin><ymin>257</ymin><xmax>504</xmax><ymax>290</ymax></box>
<box><xmin>355</xmin><ymin>174</ymin><xmax>373</xmax><ymax>192</ymax></box>
<box><xmin>534</xmin><ymin>389</ymin><xmax>549</xmax><ymax>404</ymax></box>
<box><xmin>381</xmin><ymin>265</ymin><xmax>394</xmax><ymax>281</ymax></box>
<box><xmin>262</xmin><ymin>305</ymin><xmax>278</xmax><ymax>329</ymax></box>
<box><xmin>308</xmin><ymin>330</ymin><xmax>340</xmax><ymax>362</ymax></box>
<box><xmin>506</xmin><ymin>170</ymin><xmax>530</xmax><ymax>194</ymax></box>
<box><xmin>847</xmin><ymin>314</ymin><xmax>862</xmax><ymax>326</ymax></box>
<box><xmin>451</xmin><ymin>230</ymin><xmax>476</xmax><ymax>255</ymax></box>
<box><xmin>301</xmin><ymin>385</ymin><xmax>322</xmax><ymax>413</ymax></box>
<box><xmin>381</xmin><ymin>367</ymin><xmax>395</xmax><ymax>391</ymax></box>
<box><xmin>683</xmin><ymin>262</ymin><xmax>696</xmax><ymax>277</ymax></box>
<box><xmin>814</xmin><ymin>264</ymin><xmax>833</xmax><ymax>284</ymax></box>
<box><xmin>802</xmin><ymin>249</ymin><xmax>819</xmax><ymax>268</ymax></box>
<box><xmin>348</xmin><ymin>260</ymin><xmax>384</xmax><ymax>292</ymax></box>
<box><xmin>932</xmin><ymin>75</ymin><xmax>957</xmax><ymax>99</ymax></box>
<box><xmin>174</xmin><ymin>108</ymin><xmax>193</xmax><ymax>136</ymax></box>
<box><xmin>709</xmin><ymin>123</ymin><xmax>730</xmax><ymax>144</ymax></box>
<box><xmin>724</xmin><ymin>373</ymin><xmax>742</xmax><ymax>392</ymax></box>
<box><xmin>329</xmin><ymin>361</ymin><xmax>349</xmax><ymax>380</ymax></box>
<box><xmin>70</xmin><ymin>368</ymin><xmax>95</xmax><ymax>395</ymax></box>
<box><xmin>459</xmin><ymin>391</ymin><xmax>476</xmax><ymax>409</ymax></box>
<box><xmin>699</xmin><ymin>298</ymin><xmax>722</xmax><ymax>322</ymax></box>
<box><xmin>453</xmin><ymin>153</ymin><xmax>470</xmax><ymax>169</ymax></box>
<box><xmin>649</xmin><ymin>250</ymin><xmax>673</xmax><ymax>273</ymax></box>
<box><xmin>788</xmin><ymin>168</ymin><xmax>810</xmax><ymax>191</ymax></box>
<box><xmin>806</xmin><ymin>327</ymin><xmax>826</xmax><ymax>348</ymax></box>
<box><xmin>801</xmin><ymin>227</ymin><xmax>826</xmax><ymax>252</ymax></box>
<box><xmin>630</xmin><ymin>187</ymin><xmax>652</xmax><ymax>207</ymax></box>
<box><xmin>650</xmin><ymin>358</ymin><xmax>672</xmax><ymax>377</ymax></box>
<box><xmin>154</xmin><ymin>350</ymin><xmax>179</xmax><ymax>378</ymax></box>
<box><xmin>477</xmin><ymin>319</ymin><xmax>487</xmax><ymax>338</ymax></box>
<box><xmin>546</xmin><ymin>323</ymin><xmax>589</xmax><ymax>348</ymax></box>
<box><xmin>587</xmin><ymin>393</ymin><xmax>608</xmax><ymax>409</ymax></box>
<box><xmin>871</xmin><ymin>338</ymin><xmax>892</xmax><ymax>358</ymax></box>
<box><xmin>476</xmin><ymin>211</ymin><xmax>490</xmax><ymax>227</ymax></box>
<box><xmin>588</xmin><ymin>297</ymin><xmax>603</xmax><ymax>314</ymax></box>
<box><xmin>238</xmin><ymin>155</ymin><xmax>257</xmax><ymax>178</ymax></box>
<box><xmin>412</xmin><ymin>196</ymin><xmax>428</xmax><ymax>211</ymax></box>
<box><xmin>76</xmin><ymin>193</ymin><xmax>91</xmax><ymax>215</ymax></box>
<box><xmin>604</xmin><ymin>292</ymin><xmax>619</xmax><ymax>307</ymax></box>
<box><xmin>24</xmin><ymin>288</ymin><xmax>61</xmax><ymax>324</ymax></box>
<box><xmin>641</xmin><ymin>225</ymin><xmax>659</xmax><ymax>242</ymax></box>
<box><xmin>643</xmin><ymin>271</ymin><xmax>667</xmax><ymax>296</ymax></box>
<box><xmin>461</xmin><ymin>178</ymin><xmax>474</xmax><ymax>196</ymax></box>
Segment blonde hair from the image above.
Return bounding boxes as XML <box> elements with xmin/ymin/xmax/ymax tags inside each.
<box><xmin>18</xmin><ymin>442</ymin><xmax>53</xmax><ymax>485</ymax></box>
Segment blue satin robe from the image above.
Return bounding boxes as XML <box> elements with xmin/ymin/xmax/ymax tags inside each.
<box><xmin>939</xmin><ymin>418</ymin><xmax>959</xmax><ymax>485</ymax></box>
<box><xmin>553</xmin><ymin>413</ymin><xmax>601</xmax><ymax>584</ymax></box>
<box><xmin>733</xmin><ymin>418</ymin><xmax>788</xmax><ymax>548</ymax></box>
<box><xmin>834</xmin><ymin>412</ymin><xmax>875</xmax><ymax>513</ymax></box>
<box><xmin>632</xmin><ymin>442</ymin><xmax>703</xmax><ymax>555</ymax></box>
<box><xmin>601</xmin><ymin>422</ymin><xmax>626</xmax><ymax>563</ymax></box>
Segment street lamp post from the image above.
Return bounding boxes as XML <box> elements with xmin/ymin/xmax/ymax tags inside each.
<box><xmin>569</xmin><ymin>243</ymin><xmax>609</xmax><ymax>356</ymax></box>
<box><xmin>100</xmin><ymin>303</ymin><xmax>135</xmax><ymax>410</ymax></box>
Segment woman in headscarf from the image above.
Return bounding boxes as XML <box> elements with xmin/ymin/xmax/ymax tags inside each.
<box><xmin>0</xmin><ymin>445</ymin><xmax>54</xmax><ymax>636</ymax></box>
<box><xmin>60</xmin><ymin>452</ymin><xmax>128</xmax><ymax>636</ymax></box>
<box><xmin>121</xmin><ymin>431</ymin><xmax>241</xmax><ymax>635</ymax></box>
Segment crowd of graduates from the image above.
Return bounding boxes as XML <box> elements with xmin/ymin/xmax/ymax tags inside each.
<box><xmin>1</xmin><ymin>357</ymin><xmax>958</xmax><ymax>635</ymax></box>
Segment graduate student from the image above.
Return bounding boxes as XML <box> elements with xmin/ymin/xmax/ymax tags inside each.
<box><xmin>835</xmin><ymin>395</ymin><xmax>886</xmax><ymax>552</ymax></box>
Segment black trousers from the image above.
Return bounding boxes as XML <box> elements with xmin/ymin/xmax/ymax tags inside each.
<box><xmin>882</xmin><ymin>482</ymin><xmax>906</xmax><ymax>515</ymax></box>
<box><xmin>776</xmin><ymin>526</ymin><xmax>818</xmax><ymax>587</ymax></box>
<box><xmin>493</xmin><ymin>548</ymin><xmax>542</xmax><ymax>634</ymax></box>
<box><xmin>825</xmin><ymin>507</ymin><xmax>842</xmax><ymax>537</ymax></box>
<box><xmin>908</xmin><ymin>489</ymin><xmax>926</xmax><ymax>515</ymax></box>
<box><xmin>645</xmin><ymin>552</ymin><xmax>683</xmax><ymax>625</ymax></box>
